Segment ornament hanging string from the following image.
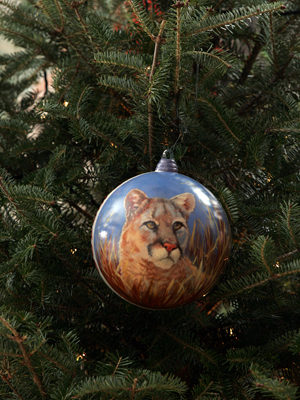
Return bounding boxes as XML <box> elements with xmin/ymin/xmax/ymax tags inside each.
<box><xmin>195</xmin><ymin>63</ymin><xmax>200</xmax><ymax>107</ymax></box>
<box><xmin>161</xmin><ymin>64</ymin><xmax>201</xmax><ymax>165</ymax></box>
<box><xmin>164</xmin><ymin>117</ymin><xmax>188</xmax><ymax>156</ymax></box>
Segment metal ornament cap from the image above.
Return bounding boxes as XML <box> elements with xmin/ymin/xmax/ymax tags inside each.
<box><xmin>155</xmin><ymin>150</ymin><xmax>178</xmax><ymax>172</ymax></box>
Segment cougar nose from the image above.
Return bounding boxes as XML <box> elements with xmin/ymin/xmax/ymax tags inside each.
<box><xmin>163</xmin><ymin>243</ymin><xmax>177</xmax><ymax>253</ymax></box>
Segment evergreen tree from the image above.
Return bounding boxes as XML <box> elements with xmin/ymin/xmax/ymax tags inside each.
<box><xmin>1</xmin><ymin>0</ymin><xmax>300</xmax><ymax>398</ymax></box>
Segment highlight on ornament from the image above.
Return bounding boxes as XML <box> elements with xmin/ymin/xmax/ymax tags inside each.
<box><xmin>92</xmin><ymin>154</ymin><xmax>231</xmax><ymax>309</ymax></box>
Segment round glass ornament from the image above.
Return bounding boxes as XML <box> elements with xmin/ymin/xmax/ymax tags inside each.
<box><xmin>92</xmin><ymin>153</ymin><xmax>231</xmax><ymax>309</ymax></box>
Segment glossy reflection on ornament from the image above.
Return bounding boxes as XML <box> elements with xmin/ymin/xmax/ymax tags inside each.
<box><xmin>92</xmin><ymin>170</ymin><xmax>231</xmax><ymax>309</ymax></box>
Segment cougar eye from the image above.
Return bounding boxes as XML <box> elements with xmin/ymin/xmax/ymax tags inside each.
<box><xmin>173</xmin><ymin>221</ymin><xmax>183</xmax><ymax>231</ymax></box>
<box><xmin>144</xmin><ymin>221</ymin><xmax>158</xmax><ymax>230</ymax></box>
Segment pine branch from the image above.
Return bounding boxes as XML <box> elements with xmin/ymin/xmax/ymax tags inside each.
<box><xmin>226</xmin><ymin>267</ymin><xmax>300</xmax><ymax>297</ymax></box>
<box><xmin>269</xmin><ymin>12</ymin><xmax>278</xmax><ymax>72</ymax></box>
<box><xmin>197</xmin><ymin>98</ymin><xmax>241</xmax><ymax>143</ymax></box>
<box><xmin>94</xmin><ymin>52</ymin><xmax>148</xmax><ymax>74</ymax></box>
<box><xmin>193</xmin><ymin>380</ymin><xmax>214</xmax><ymax>400</ymax></box>
<box><xmin>71</xmin><ymin>0</ymin><xmax>87</xmax><ymax>34</ymax></box>
<box><xmin>38</xmin><ymin>0</ymin><xmax>64</xmax><ymax>31</ymax></box>
<box><xmin>0</xmin><ymin>0</ymin><xmax>48</xmax><ymax>29</ymax></box>
<box><xmin>52</xmin><ymin>0</ymin><xmax>65</xmax><ymax>31</ymax></box>
<box><xmin>62</xmin><ymin>34</ymin><xmax>97</xmax><ymax>74</ymax></box>
<box><xmin>0</xmin><ymin>26</ymin><xmax>43</xmax><ymax>49</ymax></box>
<box><xmin>127</xmin><ymin>0</ymin><xmax>157</xmax><ymax>40</ymax></box>
<box><xmin>97</xmin><ymin>75</ymin><xmax>139</xmax><ymax>95</ymax></box>
<box><xmin>260</xmin><ymin>238</ymin><xmax>274</xmax><ymax>275</ymax></box>
<box><xmin>162</xmin><ymin>329</ymin><xmax>218</xmax><ymax>366</ymax></box>
<box><xmin>51</xmin><ymin>246</ymin><xmax>114</xmax><ymax>307</ymax></box>
<box><xmin>57</xmin><ymin>62</ymin><xmax>80</xmax><ymax>102</ymax></box>
<box><xmin>89</xmin><ymin>126</ymin><xmax>144</xmax><ymax>165</ymax></box>
<box><xmin>0</xmin><ymin>316</ymin><xmax>46</xmax><ymax>399</ymax></box>
<box><xmin>188</xmin><ymin>49</ymin><xmax>232</xmax><ymax>71</ymax></box>
<box><xmin>0</xmin><ymin>50</ymin><xmax>42</xmax><ymax>82</ymax></box>
<box><xmin>37</xmin><ymin>351</ymin><xmax>73</xmax><ymax>374</ymax></box>
<box><xmin>238</xmin><ymin>52</ymin><xmax>295</xmax><ymax>115</ymax></box>
<box><xmin>0</xmin><ymin>177</ymin><xmax>25</xmax><ymax>217</ymax></box>
<box><xmin>76</xmin><ymin>85</ymin><xmax>90</xmax><ymax>120</ymax></box>
<box><xmin>264</xmin><ymin>89</ymin><xmax>294</xmax><ymax>110</ymax></box>
<box><xmin>182</xmin><ymin>3</ymin><xmax>286</xmax><ymax>37</ymax></box>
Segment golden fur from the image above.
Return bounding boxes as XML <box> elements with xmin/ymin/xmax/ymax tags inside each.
<box><xmin>118</xmin><ymin>189</ymin><xmax>198</xmax><ymax>293</ymax></box>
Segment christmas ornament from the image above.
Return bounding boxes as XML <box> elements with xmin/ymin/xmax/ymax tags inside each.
<box><xmin>92</xmin><ymin>151</ymin><xmax>231</xmax><ymax>309</ymax></box>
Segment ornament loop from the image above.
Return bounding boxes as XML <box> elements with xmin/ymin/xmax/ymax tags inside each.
<box><xmin>155</xmin><ymin>150</ymin><xmax>178</xmax><ymax>173</ymax></box>
<box><xmin>162</xmin><ymin>149</ymin><xmax>174</xmax><ymax>159</ymax></box>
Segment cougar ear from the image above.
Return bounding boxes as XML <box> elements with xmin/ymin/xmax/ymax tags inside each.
<box><xmin>124</xmin><ymin>189</ymin><xmax>147</xmax><ymax>219</ymax></box>
<box><xmin>171</xmin><ymin>193</ymin><xmax>195</xmax><ymax>218</ymax></box>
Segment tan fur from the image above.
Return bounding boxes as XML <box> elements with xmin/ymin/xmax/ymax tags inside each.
<box><xmin>118</xmin><ymin>189</ymin><xmax>198</xmax><ymax>293</ymax></box>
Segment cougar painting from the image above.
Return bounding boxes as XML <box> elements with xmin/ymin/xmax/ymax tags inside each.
<box><xmin>118</xmin><ymin>189</ymin><xmax>198</xmax><ymax>293</ymax></box>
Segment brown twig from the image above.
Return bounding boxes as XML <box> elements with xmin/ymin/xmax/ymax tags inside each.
<box><xmin>0</xmin><ymin>373</ymin><xmax>25</xmax><ymax>400</ymax></box>
<box><xmin>71</xmin><ymin>1</ymin><xmax>87</xmax><ymax>33</ymax></box>
<box><xmin>67</xmin><ymin>200</ymin><xmax>94</xmax><ymax>220</ymax></box>
<box><xmin>277</xmin><ymin>249</ymin><xmax>298</xmax><ymax>261</ymax></box>
<box><xmin>0</xmin><ymin>316</ymin><xmax>46</xmax><ymax>399</ymax></box>
<box><xmin>238</xmin><ymin>39</ymin><xmax>263</xmax><ymax>85</ymax></box>
<box><xmin>53</xmin><ymin>0</ymin><xmax>65</xmax><ymax>31</ymax></box>
<box><xmin>238</xmin><ymin>52</ymin><xmax>294</xmax><ymax>115</ymax></box>
<box><xmin>0</xmin><ymin>177</ymin><xmax>25</xmax><ymax>217</ymax></box>
<box><xmin>131</xmin><ymin>378</ymin><xmax>138</xmax><ymax>400</ymax></box>
<box><xmin>112</xmin><ymin>357</ymin><xmax>122</xmax><ymax>378</ymax></box>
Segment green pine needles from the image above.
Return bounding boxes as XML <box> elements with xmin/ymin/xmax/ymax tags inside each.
<box><xmin>1</xmin><ymin>0</ymin><xmax>300</xmax><ymax>398</ymax></box>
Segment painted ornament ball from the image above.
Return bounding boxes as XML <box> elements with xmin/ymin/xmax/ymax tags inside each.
<box><xmin>92</xmin><ymin>158</ymin><xmax>231</xmax><ymax>309</ymax></box>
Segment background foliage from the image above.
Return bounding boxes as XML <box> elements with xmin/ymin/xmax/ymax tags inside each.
<box><xmin>1</xmin><ymin>0</ymin><xmax>300</xmax><ymax>398</ymax></box>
